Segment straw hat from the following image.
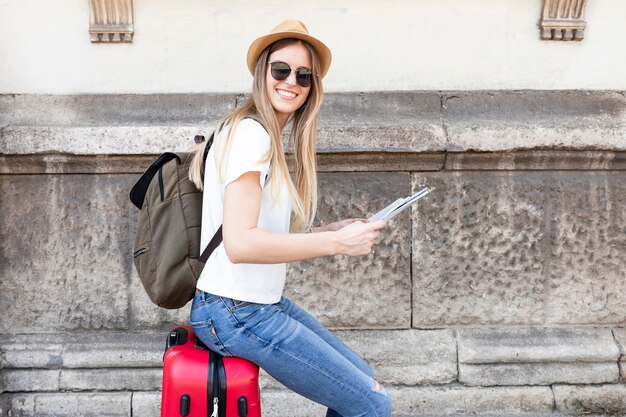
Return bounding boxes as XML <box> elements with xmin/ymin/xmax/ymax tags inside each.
<box><xmin>246</xmin><ymin>19</ymin><xmax>332</xmax><ymax>78</ymax></box>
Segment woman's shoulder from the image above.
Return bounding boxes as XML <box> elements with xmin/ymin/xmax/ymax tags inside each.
<box><xmin>237</xmin><ymin>117</ymin><xmax>269</xmax><ymax>136</ymax></box>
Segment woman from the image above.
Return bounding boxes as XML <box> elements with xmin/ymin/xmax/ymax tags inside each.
<box><xmin>188</xmin><ymin>20</ymin><xmax>391</xmax><ymax>417</ymax></box>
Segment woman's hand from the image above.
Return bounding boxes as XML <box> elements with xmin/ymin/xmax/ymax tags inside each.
<box><xmin>316</xmin><ymin>218</ymin><xmax>368</xmax><ymax>233</ymax></box>
<box><xmin>332</xmin><ymin>220</ymin><xmax>387</xmax><ymax>256</ymax></box>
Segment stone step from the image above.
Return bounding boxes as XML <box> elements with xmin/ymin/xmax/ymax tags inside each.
<box><xmin>2</xmin><ymin>384</ymin><xmax>626</xmax><ymax>416</ymax></box>
<box><xmin>1</xmin><ymin>328</ymin><xmax>623</xmax><ymax>392</ymax></box>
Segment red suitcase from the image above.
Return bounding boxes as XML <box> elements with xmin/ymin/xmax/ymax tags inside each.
<box><xmin>161</xmin><ymin>326</ymin><xmax>261</xmax><ymax>417</ymax></box>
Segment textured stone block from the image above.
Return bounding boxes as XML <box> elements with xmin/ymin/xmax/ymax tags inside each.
<box><xmin>0</xmin><ymin>95</ymin><xmax>12</xmax><ymax>127</ymax></box>
<box><xmin>62</xmin><ymin>332</ymin><xmax>163</xmax><ymax>368</ymax></box>
<box><xmin>0</xmin><ymin>392</ymin><xmax>131</xmax><ymax>416</ymax></box>
<box><xmin>261</xmin><ymin>389</ymin><xmax>326</xmax><ymax>417</ymax></box>
<box><xmin>259</xmin><ymin>330</ymin><xmax>456</xmax><ymax>388</ymax></box>
<box><xmin>286</xmin><ymin>173</ymin><xmax>412</xmax><ymax>328</ymax></box>
<box><xmin>458</xmin><ymin>328</ymin><xmax>621</xmax><ymax>364</ymax></box>
<box><xmin>318</xmin><ymin>92</ymin><xmax>446</xmax><ymax>152</ymax></box>
<box><xmin>1</xmin><ymin>370</ymin><xmax>60</xmax><ymax>392</ymax></box>
<box><xmin>460</xmin><ymin>362</ymin><xmax>619</xmax><ymax>387</ymax></box>
<box><xmin>412</xmin><ymin>171</ymin><xmax>626</xmax><ymax>327</ymax></box>
<box><xmin>60</xmin><ymin>369</ymin><xmax>161</xmax><ymax>391</ymax></box>
<box><xmin>412</xmin><ymin>172</ymin><xmax>547</xmax><ymax>326</ymax></box>
<box><xmin>0</xmin><ymin>175</ymin><xmax>134</xmax><ymax>333</ymax></box>
<box><xmin>546</xmin><ymin>173</ymin><xmax>626</xmax><ymax>324</ymax></box>
<box><xmin>554</xmin><ymin>384</ymin><xmax>626</xmax><ymax>416</ymax></box>
<box><xmin>458</xmin><ymin>328</ymin><xmax>621</xmax><ymax>386</ymax></box>
<box><xmin>336</xmin><ymin>329</ymin><xmax>457</xmax><ymax>385</ymax></box>
<box><xmin>0</xmin><ymin>332</ymin><xmax>164</xmax><ymax>370</ymax></box>
<box><xmin>0</xmin><ymin>126</ymin><xmax>218</xmax><ymax>155</ymax></box>
<box><xmin>131</xmin><ymin>392</ymin><xmax>160</xmax><ymax>417</ymax></box>
<box><xmin>0</xmin><ymin>333</ymin><xmax>64</xmax><ymax>368</ymax></box>
<box><xmin>615</xmin><ymin>328</ymin><xmax>626</xmax><ymax>380</ymax></box>
<box><xmin>0</xmin><ymin>174</ymin><xmax>193</xmax><ymax>333</ymax></box>
<box><xmin>10</xmin><ymin>94</ymin><xmax>236</xmax><ymax>127</ymax></box>
<box><xmin>443</xmin><ymin>91</ymin><xmax>626</xmax><ymax>151</ymax></box>
<box><xmin>390</xmin><ymin>385</ymin><xmax>554</xmax><ymax>416</ymax></box>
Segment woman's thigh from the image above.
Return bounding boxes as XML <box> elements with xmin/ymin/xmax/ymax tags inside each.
<box><xmin>190</xmin><ymin>292</ymin><xmax>391</xmax><ymax>417</ymax></box>
<box><xmin>277</xmin><ymin>296</ymin><xmax>373</xmax><ymax>377</ymax></box>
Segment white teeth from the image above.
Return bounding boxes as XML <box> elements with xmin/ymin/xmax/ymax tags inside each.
<box><xmin>277</xmin><ymin>89</ymin><xmax>296</xmax><ymax>98</ymax></box>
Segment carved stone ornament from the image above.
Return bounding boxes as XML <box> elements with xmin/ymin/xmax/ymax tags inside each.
<box><xmin>540</xmin><ymin>0</ymin><xmax>588</xmax><ymax>41</ymax></box>
<box><xmin>89</xmin><ymin>0</ymin><xmax>134</xmax><ymax>43</ymax></box>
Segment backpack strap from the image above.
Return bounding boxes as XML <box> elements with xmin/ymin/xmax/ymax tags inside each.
<box><xmin>198</xmin><ymin>225</ymin><xmax>222</xmax><ymax>263</ymax></box>
<box><xmin>129</xmin><ymin>152</ymin><xmax>181</xmax><ymax>209</ymax></box>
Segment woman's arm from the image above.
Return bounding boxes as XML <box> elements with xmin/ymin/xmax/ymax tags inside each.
<box><xmin>222</xmin><ymin>171</ymin><xmax>386</xmax><ymax>264</ymax></box>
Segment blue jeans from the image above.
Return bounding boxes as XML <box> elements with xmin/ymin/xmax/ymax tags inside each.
<box><xmin>190</xmin><ymin>290</ymin><xmax>392</xmax><ymax>417</ymax></box>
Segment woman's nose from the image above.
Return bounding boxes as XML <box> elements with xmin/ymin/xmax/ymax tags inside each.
<box><xmin>285</xmin><ymin>70</ymin><xmax>297</xmax><ymax>86</ymax></box>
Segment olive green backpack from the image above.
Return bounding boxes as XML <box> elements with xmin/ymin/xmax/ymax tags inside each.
<box><xmin>129</xmin><ymin>134</ymin><xmax>222</xmax><ymax>309</ymax></box>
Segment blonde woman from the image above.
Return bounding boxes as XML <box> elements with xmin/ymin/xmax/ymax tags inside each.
<box><xmin>189</xmin><ymin>20</ymin><xmax>391</xmax><ymax>417</ymax></box>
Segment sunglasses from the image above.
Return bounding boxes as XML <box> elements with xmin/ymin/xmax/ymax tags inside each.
<box><xmin>268</xmin><ymin>61</ymin><xmax>313</xmax><ymax>88</ymax></box>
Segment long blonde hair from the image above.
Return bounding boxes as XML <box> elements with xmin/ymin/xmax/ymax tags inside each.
<box><xmin>189</xmin><ymin>39</ymin><xmax>323</xmax><ymax>232</ymax></box>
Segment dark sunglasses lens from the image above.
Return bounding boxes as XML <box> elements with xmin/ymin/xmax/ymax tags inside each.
<box><xmin>296</xmin><ymin>70</ymin><xmax>312</xmax><ymax>87</ymax></box>
<box><xmin>270</xmin><ymin>62</ymin><xmax>291</xmax><ymax>81</ymax></box>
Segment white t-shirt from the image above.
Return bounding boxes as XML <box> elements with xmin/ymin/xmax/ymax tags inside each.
<box><xmin>196</xmin><ymin>118</ymin><xmax>292</xmax><ymax>304</ymax></box>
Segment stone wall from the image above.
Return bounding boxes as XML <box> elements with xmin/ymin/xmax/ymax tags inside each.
<box><xmin>1</xmin><ymin>91</ymin><xmax>625</xmax><ymax>416</ymax></box>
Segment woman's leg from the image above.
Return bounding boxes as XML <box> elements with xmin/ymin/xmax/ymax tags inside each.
<box><xmin>277</xmin><ymin>296</ymin><xmax>374</xmax><ymax>378</ymax></box>
<box><xmin>190</xmin><ymin>291</ymin><xmax>392</xmax><ymax>417</ymax></box>
<box><xmin>277</xmin><ymin>296</ymin><xmax>387</xmax><ymax>417</ymax></box>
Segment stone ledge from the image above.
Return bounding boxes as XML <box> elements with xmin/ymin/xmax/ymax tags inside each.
<box><xmin>1</xmin><ymin>91</ymin><xmax>625</xmax><ymax>155</ymax></box>
<box><xmin>458</xmin><ymin>328</ymin><xmax>621</xmax><ymax>364</ymax></box>
<box><xmin>553</xmin><ymin>384</ymin><xmax>626</xmax><ymax>416</ymax></box>
<box><xmin>3</xmin><ymin>151</ymin><xmax>626</xmax><ymax>175</ymax></box>
<box><xmin>457</xmin><ymin>328</ymin><xmax>622</xmax><ymax>386</ymax></box>
<box><xmin>0</xmin><ymin>385</ymin><xmax>558</xmax><ymax>417</ymax></box>
<box><xmin>0</xmin><ymin>332</ymin><xmax>164</xmax><ymax>369</ymax></box>
<box><xmin>0</xmin><ymin>392</ymin><xmax>132</xmax><ymax>417</ymax></box>
<box><xmin>460</xmin><ymin>363</ymin><xmax>619</xmax><ymax>387</ymax></box>
<box><xmin>0</xmin><ymin>329</ymin><xmax>456</xmax><ymax>391</ymax></box>
<box><xmin>443</xmin><ymin>91</ymin><xmax>626</xmax><ymax>152</ymax></box>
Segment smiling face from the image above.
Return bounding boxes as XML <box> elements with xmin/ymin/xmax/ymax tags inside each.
<box><xmin>265</xmin><ymin>41</ymin><xmax>312</xmax><ymax>129</ymax></box>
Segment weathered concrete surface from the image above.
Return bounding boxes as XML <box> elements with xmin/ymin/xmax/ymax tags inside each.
<box><xmin>458</xmin><ymin>328</ymin><xmax>620</xmax><ymax>364</ymax></box>
<box><xmin>0</xmin><ymin>171</ymin><xmax>413</xmax><ymax>332</ymax></box>
<box><xmin>460</xmin><ymin>363</ymin><xmax>619</xmax><ymax>387</ymax></box>
<box><xmin>614</xmin><ymin>328</ymin><xmax>626</xmax><ymax>380</ymax></box>
<box><xmin>287</xmin><ymin>173</ymin><xmax>412</xmax><ymax>328</ymax></box>
<box><xmin>458</xmin><ymin>328</ymin><xmax>621</xmax><ymax>386</ymax></box>
<box><xmin>0</xmin><ymin>332</ymin><xmax>163</xmax><ymax>370</ymax></box>
<box><xmin>0</xmin><ymin>392</ymin><xmax>131</xmax><ymax>417</ymax></box>
<box><xmin>412</xmin><ymin>172</ymin><xmax>547</xmax><ymax>326</ymax></box>
<box><xmin>0</xmin><ymin>330</ymin><xmax>453</xmax><ymax>390</ymax></box>
<box><xmin>338</xmin><ymin>330</ymin><xmax>457</xmax><ymax>385</ymax></box>
<box><xmin>412</xmin><ymin>172</ymin><xmax>626</xmax><ymax>327</ymax></box>
<box><xmin>255</xmin><ymin>387</ymin><xmax>555</xmax><ymax>417</ymax></box>
<box><xmin>390</xmin><ymin>386</ymin><xmax>554</xmax><ymax>416</ymax></box>
<box><xmin>260</xmin><ymin>330</ymin><xmax>456</xmax><ymax>388</ymax></box>
<box><xmin>0</xmin><ymin>175</ymin><xmax>134</xmax><ymax>333</ymax></box>
<box><xmin>443</xmin><ymin>91</ymin><xmax>626</xmax><ymax>151</ymax></box>
<box><xmin>59</xmin><ymin>369</ymin><xmax>161</xmax><ymax>391</ymax></box>
<box><xmin>546</xmin><ymin>174</ymin><xmax>626</xmax><ymax>325</ymax></box>
<box><xmin>317</xmin><ymin>92</ymin><xmax>446</xmax><ymax>152</ymax></box>
<box><xmin>458</xmin><ymin>328</ymin><xmax>619</xmax><ymax>386</ymax></box>
<box><xmin>553</xmin><ymin>384</ymin><xmax>626</xmax><ymax>416</ymax></box>
<box><xmin>2</xmin><ymin>92</ymin><xmax>626</xmax><ymax>156</ymax></box>
<box><xmin>1</xmin><ymin>386</ymin><xmax>557</xmax><ymax>417</ymax></box>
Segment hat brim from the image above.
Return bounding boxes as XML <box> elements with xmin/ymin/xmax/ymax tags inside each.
<box><xmin>247</xmin><ymin>31</ymin><xmax>332</xmax><ymax>79</ymax></box>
